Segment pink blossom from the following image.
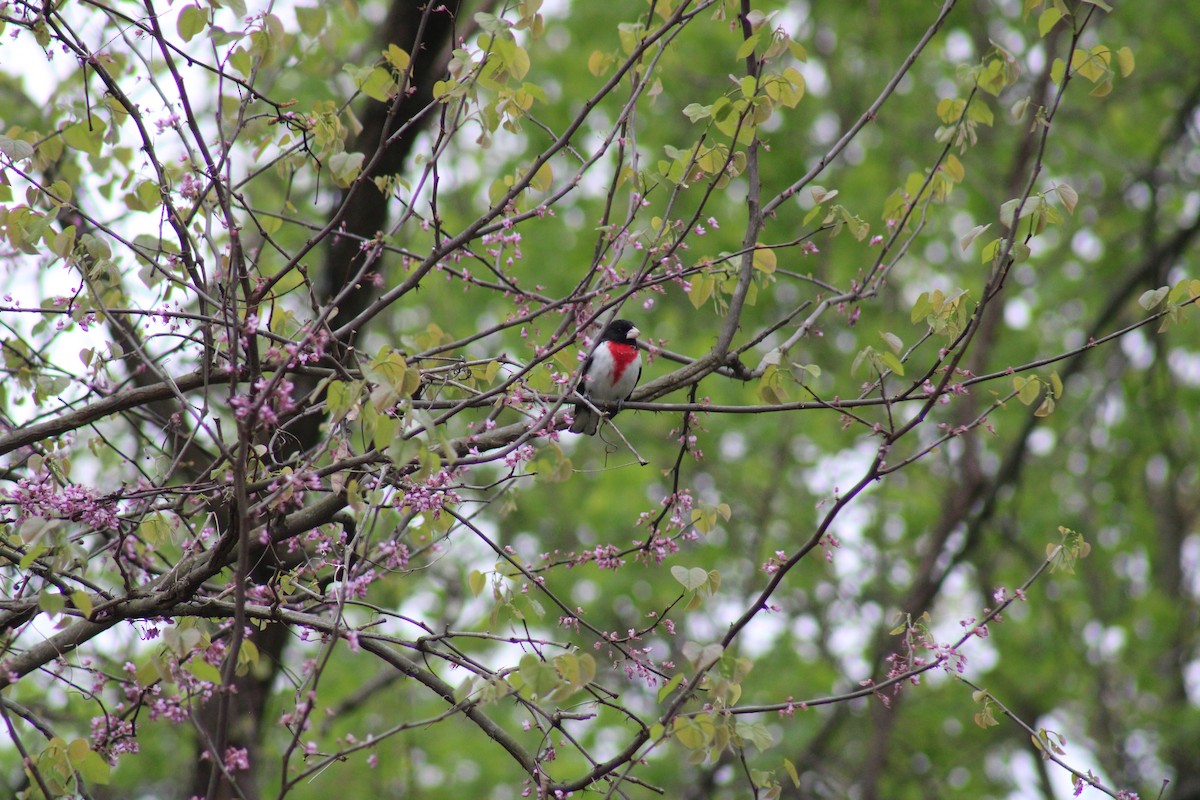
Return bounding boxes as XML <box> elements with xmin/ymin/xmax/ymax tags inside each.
<box><xmin>225</xmin><ymin>747</ymin><xmax>250</xmax><ymax>773</ymax></box>
<box><xmin>4</xmin><ymin>476</ymin><xmax>121</xmax><ymax>531</ymax></box>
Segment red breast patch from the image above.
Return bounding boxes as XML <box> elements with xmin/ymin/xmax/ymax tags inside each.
<box><xmin>606</xmin><ymin>341</ymin><xmax>639</xmax><ymax>382</ymax></box>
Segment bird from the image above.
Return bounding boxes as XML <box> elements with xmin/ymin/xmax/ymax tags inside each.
<box><xmin>569</xmin><ymin>319</ymin><xmax>642</xmax><ymax>436</ymax></box>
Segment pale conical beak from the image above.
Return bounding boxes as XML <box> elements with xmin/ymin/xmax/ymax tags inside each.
<box><xmin>628</xmin><ymin>327</ymin><xmax>641</xmax><ymax>339</ymax></box>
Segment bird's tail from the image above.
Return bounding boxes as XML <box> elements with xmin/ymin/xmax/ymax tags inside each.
<box><xmin>569</xmin><ymin>406</ymin><xmax>600</xmax><ymax>435</ymax></box>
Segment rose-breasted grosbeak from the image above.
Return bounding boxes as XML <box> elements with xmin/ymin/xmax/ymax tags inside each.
<box><xmin>569</xmin><ymin>319</ymin><xmax>642</xmax><ymax>436</ymax></box>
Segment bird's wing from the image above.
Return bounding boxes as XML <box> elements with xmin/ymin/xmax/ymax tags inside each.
<box><xmin>624</xmin><ymin>360</ymin><xmax>642</xmax><ymax>401</ymax></box>
<box><xmin>576</xmin><ymin>353</ymin><xmax>596</xmax><ymax>394</ymax></box>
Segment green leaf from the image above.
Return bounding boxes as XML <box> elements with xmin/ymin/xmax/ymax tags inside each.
<box><xmin>850</xmin><ymin>347</ymin><xmax>867</xmax><ymax>377</ymax></box>
<box><xmin>468</xmin><ymin>569</ymin><xmax>486</xmax><ymax>596</ymax></box>
<box><xmin>960</xmin><ymin>223</ymin><xmax>991</xmax><ymax>252</ymax></box>
<box><xmin>186</xmin><ymin>658</ymin><xmax>223</xmax><ymax>683</ymax></box>
<box><xmin>974</xmin><ymin>706</ymin><xmax>1000</xmax><ymax>728</ymax></box>
<box><xmin>237</xmin><ymin>639</ymin><xmax>260</xmax><ymax>674</ymax></box>
<box><xmin>136</xmin><ymin>658</ymin><xmax>161</xmax><ymax>687</ymax></box>
<box><xmin>517</xmin><ymin>653</ymin><xmax>560</xmax><ymax>699</ymax></box>
<box><xmin>735</xmin><ymin>33</ymin><xmax>760</xmax><ymax>61</ymax></box>
<box><xmin>752</xmin><ymin>246</ymin><xmax>776</xmax><ymax>274</ymax></box>
<box><xmin>67</xmin><ymin>739</ymin><xmax>97</xmax><ymax>775</ymax></box>
<box><xmin>177</xmin><ymin>4</ymin><xmax>207</xmax><ymax>42</ymax></box>
<box><xmin>911</xmin><ymin>292</ymin><xmax>934</xmax><ymax>323</ymax></box>
<box><xmin>62</xmin><ymin>119</ymin><xmax>106</xmax><ymax>156</ymax></box>
<box><xmin>71</xmin><ymin>590</ymin><xmax>93</xmax><ymax>619</ymax></box>
<box><xmin>71</xmin><ymin>742</ymin><xmax>112</xmax><ymax>785</ymax></box>
<box><xmin>432</xmin><ymin>78</ymin><xmax>459</xmax><ymax>100</ymax></box>
<box><xmin>688</xmin><ymin>274</ymin><xmax>713</xmax><ymax>308</ymax></box>
<box><xmin>296</xmin><ymin>5</ymin><xmax>327</xmax><ymax>37</ymax></box>
<box><xmin>530</xmin><ymin>161</ymin><xmax>553</xmax><ymax>192</ymax></box>
<box><xmin>878</xmin><ymin>350</ymin><xmax>905</xmax><ymax>376</ymax></box>
<box><xmin>1037</xmin><ymin>7</ymin><xmax>1062</xmax><ymax>37</ymax></box>
<box><xmin>1072</xmin><ymin>47</ymin><xmax>1107</xmax><ymax>83</ymax></box>
<box><xmin>575</xmin><ymin>653</ymin><xmax>596</xmax><ymax>685</ymax></box>
<box><xmin>139</xmin><ymin>512</ymin><xmax>174</xmax><ymax>545</ymax></box>
<box><xmin>507</xmin><ymin>43</ymin><xmax>531</xmax><ymax>81</ymax></box>
<box><xmin>136</xmin><ymin>179</ymin><xmax>162</xmax><ymax>210</ymax></box>
<box><xmin>707</xmin><ymin>569</ymin><xmax>722</xmax><ymax>593</ymax></box>
<box><xmin>259</xmin><ymin>214</ymin><xmax>282</xmax><ymax>236</ymax></box>
<box><xmin>329</xmin><ymin>151</ymin><xmax>365</xmax><ymax>187</ymax></box>
<box><xmin>1011</xmin><ymin>95</ymin><xmax>1031</xmax><ymax>121</ymax></box>
<box><xmin>739</xmin><ymin>75</ymin><xmax>758</xmax><ymax>99</ymax></box>
<box><xmin>230</xmin><ymin>46</ymin><xmax>253</xmax><ymax>77</ymax></box>
<box><xmin>1050</xmin><ymin>57</ymin><xmax>1067</xmax><ymax>84</ymax></box>
<box><xmin>757</xmin><ymin>380</ymin><xmax>784</xmax><ymax>405</ymax></box>
<box><xmin>673</xmin><ymin>717</ymin><xmax>706</xmax><ymax>750</ymax></box>
<box><xmin>969</xmin><ymin>99</ymin><xmax>998</xmax><ymax>124</ymax></box>
<box><xmin>1116</xmin><ymin>46</ymin><xmax>1135</xmax><ymax>77</ymax></box>
<box><xmin>942</xmin><ymin>153</ymin><xmax>965</xmax><ymax>183</ymax></box>
<box><xmin>1054</xmin><ymin>183</ymin><xmax>1078</xmax><ymax>214</ymax></box>
<box><xmin>365</xmin><ymin>347</ymin><xmax>419</xmax><ymax>408</ymax></box>
<box><xmin>1138</xmin><ymin>286</ymin><xmax>1168</xmax><ymax>310</ymax></box>
<box><xmin>587</xmin><ymin>50</ymin><xmax>611</xmax><ymax>76</ymax></box>
<box><xmin>39</xmin><ymin>589</ymin><xmax>66</xmax><ymax>614</ymax></box>
<box><xmin>51</xmin><ymin>226</ymin><xmax>77</xmax><ymax>258</ymax></box>
<box><xmin>784</xmin><ymin>758</ymin><xmax>801</xmax><ymax>788</ymax></box>
<box><xmin>657</xmin><ymin>672</ymin><xmax>685</xmax><ymax>703</ymax></box>
<box><xmin>474</xmin><ymin>11</ymin><xmax>509</xmax><ymax>35</ymax></box>
<box><xmin>836</xmin><ymin>206</ymin><xmax>870</xmax><ymax>241</ymax></box>
<box><xmin>810</xmin><ymin>185</ymin><xmax>836</xmax><ymax>204</ymax></box>
<box><xmin>360</xmin><ymin>66</ymin><xmax>398</xmax><ymax>102</ymax></box>
<box><xmin>372</xmin><ymin>413</ymin><xmax>397</xmax><ymax>451</ymax></box>
<box><xmin>1014</xmin><ymin>376</ymin><xmax>1041</xmax><ymax>405</ymax></box>
<box><xmin>0</xmin><ymin>135</ymin><xmax>35</xmax><ymax>162</ymax></box>
<box><xmin>384</xmin><ymin>44</ymin><xmax>411</xmax><ymax>71</ymax></box>
<box><xmin>671</xmin><ymin>565</ymin><xmax>709</xmax><ymax>591</ymax></box>
<box><xmin>1048</xmin><ymin>526</ymin><xmax>1092</xmax><ymax>575</ymax></box>
<box><xmin>999</xmin><ymin>196</ymin><xmax>1040</xmax><ymax>229</ymax></box>
<box><xmin>776</xmin><ymin>67</ymin><xmax>806</xmax><ymax>107</ymax></box>
<box><xmin>792</xmin><ymin>362</ymin><xmax>821</xmax><ymax>382</ymax></box>
<box><xmin>936</xmin><ymin>97</ymin><xmax>964</xmax><ymax>123</ymax></box>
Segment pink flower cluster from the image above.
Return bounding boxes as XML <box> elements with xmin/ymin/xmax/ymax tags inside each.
<box><xmin>404</xmin><ymin>468</ymin><xmax>463</xmax><ymax>518</ymax></box>
<box><xmin>5</xmin><ymin>476</ymin><xmax>121</xmax><ymax>531</ymax></box>
<box><xmin>229</xmin><ymin>378</ymin><xmax>298</xmax><ymax>427</ymax></box>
